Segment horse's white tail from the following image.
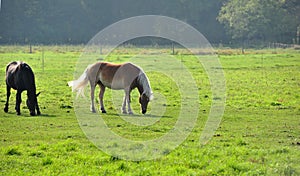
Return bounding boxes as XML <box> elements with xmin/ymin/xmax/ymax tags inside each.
<box><xmin>68</xmin><ymin>68</ymin><xmax>89</xmax><ymax>98</ymax></box>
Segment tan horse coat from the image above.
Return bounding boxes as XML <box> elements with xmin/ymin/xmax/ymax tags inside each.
<box><xmin>68</xmin><ymin>62</ymin><xmax>152</xmax><ymax>114</ymax></box>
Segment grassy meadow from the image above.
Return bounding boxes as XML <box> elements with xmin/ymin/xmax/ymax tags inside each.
<box><xmin>0</xmin><ymin>45</ymin><xmax>299</xmax><ymax>175</ymax></box>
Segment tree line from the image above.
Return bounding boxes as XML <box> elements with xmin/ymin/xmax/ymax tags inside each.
<box><xmin>0</xmin><ymin>0</ymin><xmax>299</xmax><ymax>46</ymax></box>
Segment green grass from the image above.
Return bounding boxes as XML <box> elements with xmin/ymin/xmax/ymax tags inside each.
<box><xmin>0</xmin><ymin>45</ymin><xmax>299</xmax><ymax>175</ymax></box>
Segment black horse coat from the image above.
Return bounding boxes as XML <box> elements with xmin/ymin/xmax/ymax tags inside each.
<box><xmin>4</xmin><ymin>61</ymin><xmax>40</xmax><ymax>116</ymax></box>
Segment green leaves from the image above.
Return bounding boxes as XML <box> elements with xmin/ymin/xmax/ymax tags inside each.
<box><xmin>218</xmin><ymin>0</ymin><xmax>299</xmax><ymax>42</ymax></box>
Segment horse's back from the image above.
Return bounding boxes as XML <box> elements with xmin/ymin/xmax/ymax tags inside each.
<box><xmin>6</xmin><ymin>61</ymin><xmax>35</xmax><ymax>90</ymax></box>
<box><xmin>6</xmin><ymin>61</ymin><xmax>32</xmax><ymax>72</ymax></box>
<box><xmin>6</xmin><ymin>61</ymin><xmax>19</xmax><ymax>74</ymax></box>
<box><xmin>90</xmin><ymin>62</ymin><xmax>141</xmax><ymax>89</ymax></box>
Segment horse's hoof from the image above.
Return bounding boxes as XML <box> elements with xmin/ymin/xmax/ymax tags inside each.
<box><xmin>128</xmin><ymin>112</ymin><xmax>134</xmax><ymax>115</ymax></box>
<box><xmin>37</xmin><ymin>111</ymin><xmax>41</xmax><ymax>115</ymax></box>
<box><xmin>4</xmin><ymin>107</ymin><xmax>8</xmax><ymax>113</ymax></box>
<box><xmin>30</xmin><ymin>112</ymin><xmax>36</xmax><ymax>116</ymax></box>
<box><xmin>17</xmin><ymin>112</ymin><xmax>21</xmax><ymax>115</ymax></box>
<box><xmin>101</xmin><ymin>110</ymin><xmax>106</xmax><ymax>113</ymax></box>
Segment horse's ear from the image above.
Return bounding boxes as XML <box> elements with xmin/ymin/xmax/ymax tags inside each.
<box><xmin>36</xmin><ymin>92</ymin><xmax>41</xmax><ymax>97</ymax></box>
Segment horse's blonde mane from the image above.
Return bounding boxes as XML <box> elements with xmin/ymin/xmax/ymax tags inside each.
<box><xmin>137</xmin><ymin>71</ymin><xmax>153</xmax><ymax>100</ymax></box>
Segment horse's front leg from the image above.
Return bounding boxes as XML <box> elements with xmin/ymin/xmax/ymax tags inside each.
<box><xmin>125</xmin><ymin>89</ymin><xmax>133</xmax><ymax>115</ymax></box>
<box><xmin>99</xmin><ymin>85</ymin><xmax>106</xmax><ymax>113</ymax></box>
<box><xmin>36</xmin><ymin>102</ymin><xmax>41</xmax><ymax>115</ymax></box>
<box><xmin>90</xmin><ymin>84</ymin><xmax>97</xmax><ymax>113</ymax></box>
<box><xmin>36</xmin><ymin>92</ymin><xmax>41</xmax><ymax>115</ymax></box>
<box><xmin>122</xmin><ymin>95</ymin><xmax>127</xmax><ymax>114</ymax></box>
<box><xmin>15</xmin><ymin>91</ymin><xmax>22</xmax><ymax>115</ymax></box>
<box><xmin>4</xmin><ymin>85</ymin><xmax>11</xmax><ymax>113</ymax></box>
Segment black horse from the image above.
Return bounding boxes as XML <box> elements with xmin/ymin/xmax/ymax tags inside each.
<box><xmin>4</xmin><ymin>61</ymin><xmax>41</xmax><ymax>116</ymax></box>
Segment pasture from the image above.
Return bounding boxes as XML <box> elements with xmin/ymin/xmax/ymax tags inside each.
<box><xmin>0</xmin><ymin>45</ymin><xmax>299</xmax><ymax>175</ymax></box>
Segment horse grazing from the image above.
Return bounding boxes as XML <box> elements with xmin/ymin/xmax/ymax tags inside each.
<box><xmin>4</xmin><ymin>61</ymin><xmax>41</xmax><ymax>116</ymax></box>
<box><xmin>68</xmin><ymin>62</ymin><xmax>153</xmax><ymax>114</ymax></box>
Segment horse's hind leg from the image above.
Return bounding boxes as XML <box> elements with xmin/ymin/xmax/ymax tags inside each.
<box><xmin>4</xmin><ymin>85</ymin><xmax>11</xmax><ymax>113</ymax></box>
<box><xmin>15</xmin><ymin>91</ymin><xmax>22</xmax><ymax>115</ymax></box>
<box><xmin>90</xmin><ymin>84</ymin><xmax>97</xmax><ymax>113</ymax></box>
<box><xmin>99</xmin><ymin>85</ymin><xmax>106</xmax><ymax>113</ymax></box>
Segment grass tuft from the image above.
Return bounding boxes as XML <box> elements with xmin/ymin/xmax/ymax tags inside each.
<box><xmin>6</xmin><ymin>148</ymin><xmax>22</xmax><ymax>156</ymax></box>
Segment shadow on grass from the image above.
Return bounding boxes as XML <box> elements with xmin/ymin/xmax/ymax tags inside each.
<box><xmin>103</xmin><ymin>112</ymin><xmax>172</xmax><ymax>119</ymax></box>
<box><xmin>1</xmin><ymin>112</ymin><xmax>56</xmax><ymax>118</ymax></box>
<box><xmin>38</xmin><ymin>113</ymin><xmax>57</xmax><ymax>118</ymax></box>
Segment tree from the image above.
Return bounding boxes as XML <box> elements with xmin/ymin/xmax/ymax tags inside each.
<box><xmin>217</xmin><ymin>0</ymin><xmax>299</xmax><ymax>43</ymax></box>
<box><xmin>282</xmin><ymin>0</ymin><xmax>300</xmax><ymax>44</ymax></box>
<box><xmin>0</xmin><ymin>0</ymin><xmax>227</xmax><ymax>44</ymax></box>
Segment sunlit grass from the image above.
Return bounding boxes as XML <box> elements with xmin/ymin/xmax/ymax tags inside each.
<box><xmin>0</xmin><ymin>45</ymin><xmax>299</xmax><ymax>175</ymax></box>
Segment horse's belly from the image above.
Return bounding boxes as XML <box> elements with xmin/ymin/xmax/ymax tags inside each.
<box><xmin>99</xmin><ymin>71</ymin><xmax>126</xmax><ymax>89</ymax></box>
<box><xmin>109</xmin><ymin>81</ymin><xmax>125</xmax><ymax>90</ymax></box>
<box><xmin>100</xmin><ymin>79</ymin><xmax>124</xmax><ymax>90</ymax></box>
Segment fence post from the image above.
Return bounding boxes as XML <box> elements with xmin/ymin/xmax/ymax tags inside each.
<box><xmin>29</xmin><ymin>44</ymin><xmax>32</xmax><ymax>53</ymax></box>
<box><xmin>297</xmin><ymin>25</ymin><xmax>300</xmax><ymax>45</ymax></box>
<box><xmin>42</xmin><ymin>46</ymin><xmax>45</xmax><ymax>72</ymax></box>
<box><xmin>171</xmin><ymin>42</ymin><xmax>175</xmax><ymax>55</ymax></box>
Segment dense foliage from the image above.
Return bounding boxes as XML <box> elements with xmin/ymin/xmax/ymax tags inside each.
<box><xmin>218</xmin><ymin>0</ymin><xmax>300</xmax><ymax>43</ymax></box>
<box><xmin>0</xmin><ymin>0</ymin><xmax>299</xmax><ymax>45</ymax></box>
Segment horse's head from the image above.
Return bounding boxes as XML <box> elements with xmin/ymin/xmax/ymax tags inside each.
<box><xmin>26</xmin><ymin>92</ymin><xmax>40</xmax><ymax>116</ymax></box>
<box><xmin>139</xmin><ymin>92</ymin><xmax>153</xmax><ymax>114</ymax></box>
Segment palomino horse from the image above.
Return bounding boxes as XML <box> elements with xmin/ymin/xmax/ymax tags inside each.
<box><xmin>68</xmin><ymin>62</ymin><xmax>153</xmax><ymax>114</ymax></box>
<box><xmin>4</xmin><ymin>61</ymin><xmax>41</xmax><ymax>116</ymax></box>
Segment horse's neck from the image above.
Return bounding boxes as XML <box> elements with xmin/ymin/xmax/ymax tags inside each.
<box><xmin>27</xmin><ymin>88</ymin><xmax>36</xmax><ymax>96</ymax></box>
<box><xmin>137</xmin><ymin>82</ymin><xmax>144</xmax><ymax>95</ymax></box>
<box><xmin>137</xmin><ymin>73</ymin><xmax>151</xmax><ymax>95</ymax></box>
